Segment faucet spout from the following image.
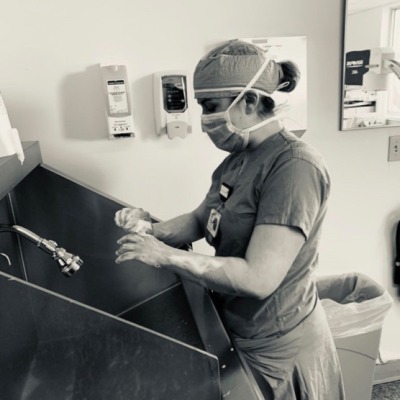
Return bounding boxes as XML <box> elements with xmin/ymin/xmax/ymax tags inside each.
<box><xmin>0</xmin><ymin>224</ymin><xmax>82</xmax><ymax>277</ymax></box>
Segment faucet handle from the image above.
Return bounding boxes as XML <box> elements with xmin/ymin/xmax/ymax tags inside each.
<box><xmin>53</xmin><ymin>247</ymin><xmax>83</xmax><ymax>277</ymax></box>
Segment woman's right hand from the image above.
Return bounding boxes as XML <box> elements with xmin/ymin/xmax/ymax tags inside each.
<box><xmin>114</xmin><ymin>207</ymin><xmax>153</xmax><ymax>234</ymax></box>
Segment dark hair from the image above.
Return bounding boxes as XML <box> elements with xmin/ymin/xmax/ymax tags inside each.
<box><xmin>259</xmin><ymin>96</ymin><xmax>276</xmax><ymax>116</ymax></box>
<box><xmin>258</xmin><ymin>60</ymin><xmax>300</xmax><ymax>116</ymax></box>
<box><xmin>278</xmin><ymin>60</ymin><xmax>301</xmax><ymax>93</ymax></box>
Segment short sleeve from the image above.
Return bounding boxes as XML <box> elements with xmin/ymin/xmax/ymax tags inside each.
<box><xmin>255</xmin><ymin>157</ymin><xmax>329</xmax><ymax>239</ymax></box>
<box><xmin>205</xmin><ymin>160</ymin><xmax>225</xmax><ymax>201</ymax></box>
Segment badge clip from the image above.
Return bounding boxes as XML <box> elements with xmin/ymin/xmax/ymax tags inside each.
<box><xmin>219</xmin><ymin>183</ymin><xmax>233</xmax><ymax>201</ymax></box>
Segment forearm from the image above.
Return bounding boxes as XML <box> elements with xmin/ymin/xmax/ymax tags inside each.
<box><xmin>158</xmin><ymin>245</ymin><xmax>261</xmax><ymax>298</ymax></box>
<box><xmin>116</xmin><ymin>222</ymin><xmax>304</xmax><ymax>301</ymax></box>
<box><xmin>153</xmin><ymin>213</ymin><xmax>204</xmax><ymax>247</ymax></box>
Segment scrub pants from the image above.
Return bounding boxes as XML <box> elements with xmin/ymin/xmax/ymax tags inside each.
<box><xmin>234</xmin><ymin>300</ymin><xmax>346</xmax><ymax>400</ymax></box>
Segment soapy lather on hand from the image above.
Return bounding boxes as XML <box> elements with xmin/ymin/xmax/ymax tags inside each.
<box><xmin>114</xmin><ymin>207</ymin><xmax>153</xmax><ymax>234</ymax></box>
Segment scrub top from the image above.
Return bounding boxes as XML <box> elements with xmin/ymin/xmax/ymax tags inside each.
<box><xmin>202</xmin><ymin>129</ymin><xmax>345</xmax><ymax>399</ymax></box>
<box><xmin>203</xmin><ymin>128</ymin><xmax>329</xmax><ymax>339</ymax></box>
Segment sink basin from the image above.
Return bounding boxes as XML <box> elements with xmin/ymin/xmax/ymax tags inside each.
<box><xmin>0</xmin><ymin>271</ymin><xmax>220</xmax><ymax>400</ymax></box>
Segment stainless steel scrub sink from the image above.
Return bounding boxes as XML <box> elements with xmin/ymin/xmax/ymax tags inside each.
<box><xmin>0</xmin><ymin>142</ymin><xmax>264</xmax><ymax>400</ymax></box>
<box><xmin>0</xmin><ymin>270</ymin><xmax>220</xmax><ymax>400</ymax></box>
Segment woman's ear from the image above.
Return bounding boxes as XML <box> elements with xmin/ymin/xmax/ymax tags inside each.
<box><xmin>243</xmin><ymin>91</ymin><xmax>259</xmax><ymax>114</ymax></box>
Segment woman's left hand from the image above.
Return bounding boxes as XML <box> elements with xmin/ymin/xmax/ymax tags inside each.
<box><xmin>115</xmin><ymin>233</ymin><xmax>168</xmax><ymax>268</ymax></box>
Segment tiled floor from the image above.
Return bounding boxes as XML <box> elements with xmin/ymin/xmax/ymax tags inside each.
<box><xmin>372</xmin><ymin>380</ymin><xmax>400</xmax><ymax>399</ymax></box>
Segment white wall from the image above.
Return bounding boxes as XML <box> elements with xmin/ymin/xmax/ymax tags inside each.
<box><xmin>1</xmin><ymin>0</ymin><xmax>399</xmax><ymax>360</ymax></box>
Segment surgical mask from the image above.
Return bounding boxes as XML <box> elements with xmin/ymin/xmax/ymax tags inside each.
<box><xmin>201</xmin><ymin>56</ymin><xmax>285</xmax><ymax>153</ymax></box>
<box><xmin>201</xmin><ymin>106</ymin><xmax>279</xmax><ymax>153</ymax></box>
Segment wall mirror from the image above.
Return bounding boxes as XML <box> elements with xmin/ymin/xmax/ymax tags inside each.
<box><xmin>341</xmin><ymin>0</ymin><xmax>400</xmax><ymax>130</ymax></box>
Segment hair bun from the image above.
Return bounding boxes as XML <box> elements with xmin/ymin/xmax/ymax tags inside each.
<box><xmin>278</xmin><ymin>61</ymin><xmax>301</xmax><ymax>93</ymax></box>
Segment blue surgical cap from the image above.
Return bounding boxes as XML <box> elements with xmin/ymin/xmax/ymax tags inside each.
<box><xmin>193</xmin><ymin>39</ymin><xmax>283</xmax><ymax>99</ymax></box>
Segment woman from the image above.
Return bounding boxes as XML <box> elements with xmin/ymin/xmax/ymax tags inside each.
<box><xmin>115</xmin><ymin>40</ymin><xmax>345</xmax><ymax>400</ymax></box>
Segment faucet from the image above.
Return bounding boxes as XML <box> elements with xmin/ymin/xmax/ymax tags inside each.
<box><xmin>0</xmin><ymin>224</ymin><xmax>83</xmax><ymax>277</ymax></box>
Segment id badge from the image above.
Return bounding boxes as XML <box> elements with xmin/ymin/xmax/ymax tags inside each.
<box><xmin>207</xmin><ymin>208</ymin><xmax>221</xmax><ymax>238</ymax></box>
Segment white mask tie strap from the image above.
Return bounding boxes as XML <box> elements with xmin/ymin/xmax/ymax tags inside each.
<box><xmin>229</xmin><ymin>55</ymin><xmax>273</xmax><ymax>109</ymax></box>
<box><xmin>245</xmin><ymin>115</ymin><xmax>280</xmax><ymax>133</ymax></box>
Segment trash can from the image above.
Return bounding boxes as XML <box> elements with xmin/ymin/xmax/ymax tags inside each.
<box><xmin>317</xmin><ymin>273</ymin><xmax>393</xmax><ymax>400</ymax></box>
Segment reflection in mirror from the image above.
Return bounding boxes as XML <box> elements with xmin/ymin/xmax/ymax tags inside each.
<box><xmin>341</xmin><ymin>0</ymin><xmax>400</xmax><ymax>130</ymax></box>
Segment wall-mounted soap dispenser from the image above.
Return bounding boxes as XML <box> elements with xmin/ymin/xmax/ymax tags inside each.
<box><xmin>100</xmin><ymin>64</ymin><xmax>135</xmax><ymax>139</ymax></box>
<box><xmin>153</xmin><ymin>71</ymin><xmax>192</xmax><ymax>139</ymax></box>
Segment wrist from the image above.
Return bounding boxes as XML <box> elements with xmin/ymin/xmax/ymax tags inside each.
<box><xmin>131</xmin><ymin>219</ymin><xmax>153</xmax><ymax>234</ymax></box>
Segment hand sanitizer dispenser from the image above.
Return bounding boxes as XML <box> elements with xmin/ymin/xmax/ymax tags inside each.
<box><xmin>153</xmin><ymin>71</ymin><xmax>192</xmax><ymax>139</ymax></box>
<box><xmin>100</xmin><ymin>64</ymin><xmax>135</xmax><ymax>139</ymax></box>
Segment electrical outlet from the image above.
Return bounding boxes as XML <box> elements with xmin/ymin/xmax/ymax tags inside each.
<box><xmin>388</xmin><ymin>136</ymin><xmax>400</xmax><ymax>162</ymax></box>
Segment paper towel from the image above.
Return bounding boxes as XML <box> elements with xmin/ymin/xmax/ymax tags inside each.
<box><xmin>0</xmin><ymin>91</ymin><xmax>24</xmax><ymax>164</ymax></box>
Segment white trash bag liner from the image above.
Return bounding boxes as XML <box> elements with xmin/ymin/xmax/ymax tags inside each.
<box><xmin>317</xmin><ymin>273</ymin><xmax>393</xmax><ymax>339</ymax></box>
